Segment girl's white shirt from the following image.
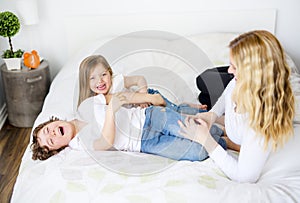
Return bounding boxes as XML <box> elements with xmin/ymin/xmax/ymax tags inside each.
<box><xmin>210</xmin><ymin>79</ymin><xmax>272</xmax><ymax>183</ymax></box>
<box><xmin>70</xmin><ymin>94</ymin><xmax>146</xmax><ymax>152</ymax></box>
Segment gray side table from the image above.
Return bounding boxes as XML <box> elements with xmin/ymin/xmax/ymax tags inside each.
<box><xmin>1</xmin><ymin>60</ymin><xmax>51</xmax><ymax>127</ymax></box>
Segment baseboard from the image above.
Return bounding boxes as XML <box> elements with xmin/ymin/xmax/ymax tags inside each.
<box><xmin>0</xmin><ymin>104</ymin><xmax>8</xmax><ymax>130</ymax></box>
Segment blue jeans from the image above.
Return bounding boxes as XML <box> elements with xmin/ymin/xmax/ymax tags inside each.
<box><xmin>147</xmin><ymin>88</ymin><xmax>207</xmax><ymax>115</ymax></box>
<box><xmin>140</xmin><ymin>106</ymin><xmax>227</xmax><ymax>161</ymax></box>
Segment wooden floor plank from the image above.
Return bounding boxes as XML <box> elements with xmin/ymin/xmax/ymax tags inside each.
<box><xmin>0</xmin><ymin>120</ymin><xmax>31</xmax><ymax>203</ymax></box>
<box><xmin>0</xmin><ymin>133</ymin><xmax>9</xmax><ymax>157</ymax></box>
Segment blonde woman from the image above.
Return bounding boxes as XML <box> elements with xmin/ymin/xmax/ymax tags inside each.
<box><xmin>179</xmin><ymin>30</ymin><xmax>295</xmax><ymax>183</ymax></box>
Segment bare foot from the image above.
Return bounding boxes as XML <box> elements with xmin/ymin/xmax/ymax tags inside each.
<box><xmin>182</xmin><ymin>102</ymin><xmax>207</xmax><ymax>110</ymax></box>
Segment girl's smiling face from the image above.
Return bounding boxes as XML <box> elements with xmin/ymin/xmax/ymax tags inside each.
<box><xmin>89</xmin><ymin>64</ymin><xmax>112</xmax><ymax>95</ymax></box>
<box><xmin>37</xmin><ymin>120</ymin><xmax>76</xmax><ymax>150</ymax></box>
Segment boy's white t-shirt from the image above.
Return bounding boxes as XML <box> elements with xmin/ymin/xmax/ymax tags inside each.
<box><xmin>69</xmin><ymin>94</ymin><xmax>146</xmax><ymax>152</ymax></box>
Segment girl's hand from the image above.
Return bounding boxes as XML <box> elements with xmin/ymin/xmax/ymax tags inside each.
<box><xmin>137</xmin><ymin>87</ymin><xmax>148</xmax><ymax>94</ymax></box>
<box><xmin>109</xmin><ymin>93</ymin><xmax>128</xmax><ymax>113</ymax></box>
<box><xmin>178</xmin><ymin>117</ymin><xmax>218</xmax><ymax>153</ymax></box>
<box><xmin>137</xmin><ymin>103</ymin><xmax>150</xmax><ymax>108</ymax></box>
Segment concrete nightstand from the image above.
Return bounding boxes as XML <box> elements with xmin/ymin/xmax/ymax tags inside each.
<box><xmin>1</xmin><ymin>60</ymin><xmax>51</xmax><ymax>127</ymax></box>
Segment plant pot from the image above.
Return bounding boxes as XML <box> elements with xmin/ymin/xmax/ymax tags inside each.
<box><xmin>3</xmin><ymin>58</ymin><xmax>22</xmax><ymax>70</ymax></box>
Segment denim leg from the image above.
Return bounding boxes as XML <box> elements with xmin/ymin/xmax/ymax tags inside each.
<box><xmin>177</xmin><ymin>104</ymin><xmax>207</xmax><ymax>115</ymax></box>
<box><xmin>141</xmin><ymin>106</ymin><xmax>208</xmax><ymax>161</ymax></box>
<box><xmin>210</xmin><ymin>124</ymin><xmax>224</xmax><ymax>137</ymax></box>
<box><xmin>148</xmin><ymin>88</ymin><xmax>207</xmax><ymax>115</ymax></box>
<box><xmin>147</xmin><ymin>88</ymin><xmax>180</xmax><ymax>112</ymax></box>
<box><xmin>209</xmin><ymin>125</ymin><xmax>227</xmax><ymax>150</ymax></box>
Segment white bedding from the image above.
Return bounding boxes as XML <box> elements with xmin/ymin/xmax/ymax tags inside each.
<box><xmin>11</xmin><ymin>32</ymin><xmax>300</xmax><ymax>203</ymax></box>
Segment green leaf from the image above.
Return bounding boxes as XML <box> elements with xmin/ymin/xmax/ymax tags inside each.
<box><xmin>126</xmin><ymin>195</ymin><xmax>151</xmax><ymax>203</ymax></box>
<box><xmin>165</xmin><ymin>179</ymin><xmax>184</xmax><ymax>187</ymax></box>
<box><xmin>101</xmin><ymin>184</ymin><xmax>123</xmax><ymax>193</ymax></box>
<box><xmin>0</xmin><ymin>11</ymin><xmax>21</xmax><ymax>56</ymax></box>
<box><xmin>1</xmin><ymin>49</ymin><xmax>24</xmax><ymax>58</ymax></box>
<box><xmin>198</xmin><ymin>175</ymin><xmax>216</xmax><ymax>189</ymax></box>
<box><xmin>50</xmin><ymin>191</ymin><xmax>65</xmax><ymax>203</ymax></box>
<box><xmin>88</xmin><ymin>168</ymin><xmax>105</xmax><ymax>181</ymax></box>
<box><xmin>66</xmin><ymin>182</ymin><xmax>87</xmax><ymax>192</ymax></box>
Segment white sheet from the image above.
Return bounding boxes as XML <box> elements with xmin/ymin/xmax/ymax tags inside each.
<box><xmin>11</xmin><ymin>32</ymin><xmax>300</xmax><ymax>203</ymax></box>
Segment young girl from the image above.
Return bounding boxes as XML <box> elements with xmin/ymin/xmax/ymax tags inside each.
<box><xmin>78</xmin><ymin>54</ymin><xmax>226</xmax><ymax>145</ymax></box>
<box><xmin>78</xmin><ymin>55</ymin><xmax>208</xmax><ymax>115</ymax></box>
<box><xmin>179</xmin><ymin>30</ymin><xmax>295</xmax><ymax>183</ymax></box>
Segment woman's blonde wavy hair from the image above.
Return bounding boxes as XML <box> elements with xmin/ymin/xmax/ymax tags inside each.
<box><xmin>230</xmin><ymin>30</ymin><xmax>295</xmax><ymax>150</ymax></box>
<box><xmin>78</xmin><ymin>55</ymin><xmax>113</xmax><ymax>107</ymax></box>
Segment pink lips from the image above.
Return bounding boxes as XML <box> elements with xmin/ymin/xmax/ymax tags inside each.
<box><xmin>97</xmin><ymin>83</ymin><xmax>106</xmax><ymax>91</ymax></box>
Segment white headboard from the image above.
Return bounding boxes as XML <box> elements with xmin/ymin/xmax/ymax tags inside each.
<box><xmin>64</xmin><ymin>9</ymin><xmax>276</xmax><ymax>58</ymax></box>
<box><xmin>57</xmin><ymin>9</ymin><xmax>277</xmax><ymax>105</ymax></box>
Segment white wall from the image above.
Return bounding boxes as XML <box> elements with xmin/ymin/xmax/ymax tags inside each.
<box><xmin>1</xmin><ymin>0</ymin><xmax>300</xmax><ymax>76</ymax></box>
<box><xmin>0</xmin><ymin>0</ymin><xmax>300</xmax><ymax>128</ymax></box>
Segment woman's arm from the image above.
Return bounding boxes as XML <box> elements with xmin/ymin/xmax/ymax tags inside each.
<box><xmin>179</xmin><ymin>117</ymin><xmax>270</xmax><ymax>183</ymax></box>
<box><xmin>93</xmin><ymin>93</ymin><xmax>127</xmax><ymax>150</ymax></box>
<box><xmin>124</xmin><ymin>75</ymin><xmax>148</xmax><ymax>93</ymax></box>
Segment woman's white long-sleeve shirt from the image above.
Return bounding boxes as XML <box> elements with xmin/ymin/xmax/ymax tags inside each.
<box><xmin>210</xmin><ymin>79</ymin><xmax>271</xmax><ymax>183</ymax></box>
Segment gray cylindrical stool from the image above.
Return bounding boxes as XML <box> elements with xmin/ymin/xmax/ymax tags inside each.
<box><xmin>1</xmin><ymin>60</ymin><xmax>51</xmax><ymax>127</ymax></box>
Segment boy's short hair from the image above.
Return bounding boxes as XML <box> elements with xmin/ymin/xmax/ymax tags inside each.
<box><xmin>31</xmin><ymin>116</ymin><xmax>67</xmax><ymax>160</ymax></box>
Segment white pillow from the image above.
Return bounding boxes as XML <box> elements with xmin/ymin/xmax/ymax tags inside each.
<box><xmin>93</xmin><ymin>34</ymin><xmax>213</xmax><ymax>104</ymax></box>
<box><xmin>292</xmin><ymin>91</ymin><xmax>300</xmax><ymax>124</ymax></box>
<box><xmin>287</xmin><ymin>54</ymin><xmax>300</xmax><ymax>124</ymax></box>
<box><xmin>111</xmin><ymin>51</ymin><xmax>210</xmax><ymax>104</ymax></box>
<box><xmin>187</xmin><ymin>32</ymin><xmax>239</xmax><ymax>66</ymax></box>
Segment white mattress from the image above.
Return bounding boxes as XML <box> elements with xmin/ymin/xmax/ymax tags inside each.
<box><xmin>11</xmin><ymin>32</ymin><xmax>300</xmax><ymax>203</ymax></box>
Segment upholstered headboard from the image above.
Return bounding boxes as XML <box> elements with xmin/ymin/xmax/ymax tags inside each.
<box><xmin>63</xmin><ymin>9</ymin><xmax>276</xmax><ymax>59</ymax></box>
<box><xmin>55</xmin><ymin>9</ymin><xmax>277</xmax><ymax>107</ymax></box>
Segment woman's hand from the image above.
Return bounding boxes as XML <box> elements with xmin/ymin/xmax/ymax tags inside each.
<box><xmin>178</xmin><ymin>117</ymin><xmax>210</xmax><ymax>144</ymax></box>
<box><xmin>193</xmin><ymin>112</ymin><xmax>218</xmax><ymax>130</ymax></box>
<box><xmin>178</xmin><ymin>117</ymin><xmax>218</xmax><ymax>154</ymax></box>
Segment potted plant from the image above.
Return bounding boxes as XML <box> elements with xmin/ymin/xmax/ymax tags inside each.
<box><xmin>0</xmin><ymin>11</ymin><xmax>24</xmax><ymax>70</ymax></box>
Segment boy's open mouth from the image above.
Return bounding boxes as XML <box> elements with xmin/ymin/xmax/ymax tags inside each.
<box><xmin>59</xmin><ymin>126</ymin><xmax>64</xmax><ymax>136</ymax></box>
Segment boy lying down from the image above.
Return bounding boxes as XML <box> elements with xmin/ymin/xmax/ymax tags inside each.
<box><xmin>31</xmin><ymin>92</ymin><xmax>237</xmax><ymax>161</ymax></box>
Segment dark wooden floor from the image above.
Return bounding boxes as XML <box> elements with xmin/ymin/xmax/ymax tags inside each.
<box><xmin>0</xmin><ymin>120</ymin><xmax>31</xmax><ymax>203</ymax></box>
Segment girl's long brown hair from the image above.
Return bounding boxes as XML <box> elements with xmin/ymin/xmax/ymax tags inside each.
<box><xmin>78</xmin><ymin>55</ymin><xmax>113</xmax><ymax>107</ymax></box>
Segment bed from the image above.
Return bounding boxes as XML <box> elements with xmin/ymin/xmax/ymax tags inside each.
<box><xmin>11</xmin><ymin>10</ymin><xmax>300</xmax><ymax>203</ymax></box>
